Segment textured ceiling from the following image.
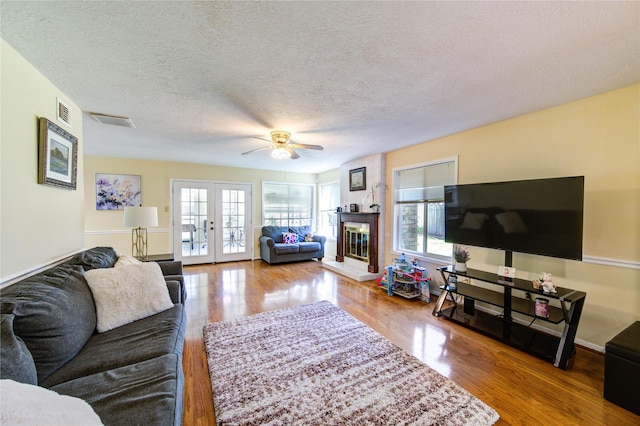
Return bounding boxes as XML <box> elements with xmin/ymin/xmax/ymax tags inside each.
<box><xmin>2</xmin><ymin>1</ymin><xmax>639</xmax><ymax>173</ymax></box>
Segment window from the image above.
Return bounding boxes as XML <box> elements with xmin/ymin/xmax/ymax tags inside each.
<box><xmin>394</xmin><ymin>158</ymin><xmax>457</xmax><ymax>259</ymax></box>
<box><xmin>262</xmin><ymin>182</ymin><xmax>314</xmax><ymax>227</ymax></box>
<box><xmin>318</xmin><ymin>181</ymin><xmax>340</xmax><ymax>238</ymax></box>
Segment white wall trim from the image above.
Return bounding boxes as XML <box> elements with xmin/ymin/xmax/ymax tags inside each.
<box><xmin>414</xmin><ymin>249</ymin><xmax>640</xmax><ymax>271</ymax></box>
<box><xmin>0</xmin><ymin>249</ymin><xmax>84</xmax><ymax>288</ymax></box>
<box><xmin>582</xmin><ymin>255</ymin><xmax>640</xmax><ymax>270</ymax></box>
<box><xmin>85</xmin><ymin>228</ymin><xmax>170</xmax><ymax>235</ymax></box>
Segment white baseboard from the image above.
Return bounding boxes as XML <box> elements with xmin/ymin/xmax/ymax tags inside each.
<box><xmin>85</xmin><ymin>228</ymin><xmax>170</xmax><ymax>235</ymax></box>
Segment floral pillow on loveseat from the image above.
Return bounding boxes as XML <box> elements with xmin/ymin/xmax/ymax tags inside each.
<box><xmin>282</xmin><ymin>232</ymin><xmax>298</xmax><ymax>244</ymax></box>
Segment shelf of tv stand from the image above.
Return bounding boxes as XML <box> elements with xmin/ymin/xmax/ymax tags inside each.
<box><xmin>445</xmin><ymin>282</ymin><xmax>565</xmax><ymax>324</ymax></box>
<box><xmin>436</xmin><ymin>304</ymin><xmax>565</xmax><ymax>364</ymax></box>
<box><xmin>433</xmin><ymin>266</ymin><xmax>586</xmax><ymax>370</ymax></box>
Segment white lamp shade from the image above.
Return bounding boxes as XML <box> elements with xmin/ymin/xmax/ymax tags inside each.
<box><xmin>124</xmin><ymin>206</ymin><xmax>158</xmax><ymax>228</ymax></box>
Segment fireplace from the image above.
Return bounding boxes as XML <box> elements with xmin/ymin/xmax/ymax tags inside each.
<box><xmin>345</xmin><ymin>224</ymin><xmax>369</xmax><ymax>261</ymax></box>
<box><xmin>336</xmin><ymin>212</ymin><xmax>379</xmax><ymax>273</ymax></box>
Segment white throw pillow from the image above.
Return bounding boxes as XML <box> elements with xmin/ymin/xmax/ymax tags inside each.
<box><xmin>114</xmin><ymin>253</ymin><xmax>142</xmax><ymax>267</ymax></box>
<box><xmin>84</xmin><ymin>262</ymin><xmax>174</xmax><ymax>333</ymax></box>
<box><xmin>0</xmin><ymin>379</ymin><xmax>104</xmax><ymax>425</ymax></box>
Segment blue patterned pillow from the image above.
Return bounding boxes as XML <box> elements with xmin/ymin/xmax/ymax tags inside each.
<box><xmin>282</xmin><ymin>232</ymin><xmax>298</xmax><ymax>244</ymax></box>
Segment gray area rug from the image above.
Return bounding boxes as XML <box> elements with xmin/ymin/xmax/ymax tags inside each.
<box><xmin>203</xmin><ymin>301</ymin><xmax>499</xmax><ymax>425</ymax></box>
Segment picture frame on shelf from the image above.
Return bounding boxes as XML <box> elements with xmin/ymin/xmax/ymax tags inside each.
<box><xmin>38</xmin><ymin>117</ymin><xmax>78</xmax><ymax>190</ymax></box>
<box><xmin>349</xmin><ymin>167</ymin><xmax>366</xmax><ymax>191</ymax></box>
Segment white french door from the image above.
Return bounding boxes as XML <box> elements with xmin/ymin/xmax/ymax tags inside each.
<box><xmin>172</xmin><ymin>180</ymin><xmax>252</xmax><ymax>265</ymax></box>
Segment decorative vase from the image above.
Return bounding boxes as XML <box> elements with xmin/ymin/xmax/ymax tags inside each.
<box><xmin>455</xmin><ymin>262</ymin><xmax>467</xmax><ymax>272</ymax></box>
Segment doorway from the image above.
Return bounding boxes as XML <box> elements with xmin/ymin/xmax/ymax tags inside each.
<box><xmin>172</xmin><ymin>180</ymin><xmax>252</xmax><ymax>265</ymax></box>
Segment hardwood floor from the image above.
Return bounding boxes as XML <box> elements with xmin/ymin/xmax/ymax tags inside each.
<box><xmin>181</xmin><ymin>260</ymin><xmax>638</xmax><ymax>425</ymax></box>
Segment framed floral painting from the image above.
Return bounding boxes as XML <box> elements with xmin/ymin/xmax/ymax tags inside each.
<box><xmin>95</xmin><ymin>173</ymin><xmax>141</xmax><ymax>210</ymax></box>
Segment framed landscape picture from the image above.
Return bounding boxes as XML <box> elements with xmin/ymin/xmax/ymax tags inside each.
<box><xmin>349</xmin><ymin>167</ymin><xmax>366</xmax><ymax>191</ymax></box>
<box><xmin>95</xmin><ymin>173</ymin><xmax>142</xmax><ymax>210</ymax></box>
<box><xmin>38</xmin><ymin>117</ymin><xmax>78</xmax><ymax>189</ymax></box>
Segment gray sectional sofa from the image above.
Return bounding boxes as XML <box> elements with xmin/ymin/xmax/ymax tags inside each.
<box><xmin>0</xmin><ymin>247</ymin><xmax>186</xmax><ymax>426</ymax></box>
<box><xmin>259</xmin><ymin>225</ymin><xmax>326</xmax><ymax>264</ymax></box>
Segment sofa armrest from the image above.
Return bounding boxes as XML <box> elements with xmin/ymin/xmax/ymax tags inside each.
<box><xmin>314</xmin><ymin>235</ymin><xmax>327</xmax><ymax>245</ymax></box>
<box><xmin>156</xmin><ymin>261</ymin><xmax>186</xmax><ymax>302</ymax></box>
<box><xmin>259</xmin><ymin>236</ymin><xmax>275</xmax><ymax>248</ymax></box>
<box><xmin>156</xmin><ymin>260</ymin><xmax>183</xmax><ymax>276</ymax></box>
<box><xmin>165</xmin><ymin>280</ymin><xmax>182</xmax><ymax>304</ymax></box>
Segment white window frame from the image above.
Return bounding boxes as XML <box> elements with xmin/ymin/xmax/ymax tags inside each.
<box><xmin>392</xmin><ymin>156</ymin><xmax>458</xmax><ymax>263</ymax></box>
<box><xmin>262</xmin><ymin>181</ymin><xmax>316</xmax><ymax>228</ymax></box>
<box><xmin>318</xmin><ymin>180</ymin><xmax>340</xmax><ymax>239</ymax></box>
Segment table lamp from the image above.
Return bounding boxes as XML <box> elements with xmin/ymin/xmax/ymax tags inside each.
<box><xmin>123</xmin><ymin>206</ymin><xmax>158</xmax><ymax>260</ymax></box>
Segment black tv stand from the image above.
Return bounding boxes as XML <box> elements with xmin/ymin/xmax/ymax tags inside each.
<box><xmin>433</xmin><ymin>266</ymin><xmax>586</xmax><ymax>370</ymax></box>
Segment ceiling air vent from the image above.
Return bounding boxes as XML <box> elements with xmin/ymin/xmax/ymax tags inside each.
<box><xmin>89</xmin><ymin>112</ymin><xmax>135</xmax><ymax>128</ymax></box>
<box><xmin>57</xmin><ymin>98</ymin><xmax>71</xmax><ymax>126</ymax></box>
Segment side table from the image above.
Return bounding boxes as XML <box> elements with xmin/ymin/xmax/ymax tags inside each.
<box><xmin>145</xmin><ymin>253</ymin><xmax>175</xmax><ymax>262</ymax></box>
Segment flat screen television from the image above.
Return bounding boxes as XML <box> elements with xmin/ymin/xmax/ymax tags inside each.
<box><xmin>444</xmin><ymin>176</ymin><xmax>584</xmax><ymax>261</ymax></box>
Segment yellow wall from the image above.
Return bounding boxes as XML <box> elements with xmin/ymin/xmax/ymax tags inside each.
<box><xmin>1</xmin><ymin>40</ymin><xmax>85</xmax><ymax>282</ymax></box>
<box><xmin>83</xmin><ymin>156</ymin><xmax>316</xmax><ymax>257</ymax></box>
<box><xmin>385</xmin><ymin>84</ymin><xmax>640</xmax><ymax>348</ymax></box>
<box><xmin>318</xmin><ymin>168</ymin><xmax>340</xmax><ymax>184</ymax></box>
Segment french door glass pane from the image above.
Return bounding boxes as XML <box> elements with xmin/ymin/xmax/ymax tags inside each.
<box><xmin>181</xmin><ymin>188</ymin><xmax>208</xmax><ymax>257</ymax></box>
<box><xmin>222</xmin><ymin>189</ymin><xmax>246</xmax><ymax>254</ymax></box>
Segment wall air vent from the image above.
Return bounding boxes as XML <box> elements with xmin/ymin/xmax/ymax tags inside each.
<box><xmin>89</xmin><ymin>112</ymin><xmax>135</xmax><ymax>128</ymax></box>
<box><xmin>57</xmin><ymin>98</ymin><xmax>71</xmax><ymax>126</ymax></box>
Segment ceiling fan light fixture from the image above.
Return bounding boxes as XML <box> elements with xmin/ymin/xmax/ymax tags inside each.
<box><xmin>271</xmin><ymin>147</ymin><xmax>291</xmax><ymax>160</ymax></box>
<box><xmin>271</xmin><ymin>130</ymin><xmax>291</xmax><ymax>144</ymax></box>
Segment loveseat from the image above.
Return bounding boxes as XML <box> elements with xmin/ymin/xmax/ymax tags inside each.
<box><xmin>0</xmin><ymin>246</ymin><xmax>186</xmax><ymax>426</ymax></box>
<box><xmin>260</xmin><ymin>225</ymin><xmax>326</xmax><ymax>264</ymax></box>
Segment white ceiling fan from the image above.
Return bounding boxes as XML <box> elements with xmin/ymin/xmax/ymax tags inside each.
<box><xmin>242</xmin><ymin>130</ymin><xmax>324</xmax><ymax>160</ymax></box>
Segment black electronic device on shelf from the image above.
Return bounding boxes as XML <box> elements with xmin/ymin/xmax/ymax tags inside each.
<box><xmin>444</xmin><ymin>176</ymin><xmax>584</xmax><ymax>263</ymax></box>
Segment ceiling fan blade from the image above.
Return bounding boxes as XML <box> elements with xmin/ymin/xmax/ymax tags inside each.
<box><xmin>241</xmin><ymin>146</ymin><xmax>271</xmax><ymax>155</ymax></box>
<box><xmin>253</xmin><ymin>136</ymin><xmax>272</xmax><ymax>143</ymax></box>
<box><xmin>287</xmin><ymin>148</ymin><xmax>301</xmax><ymax>159</ymax></box>
<box><xmin>289</xmin><ymin>143</ymin><xmax>324</xmax><ymax>151</ymax></box>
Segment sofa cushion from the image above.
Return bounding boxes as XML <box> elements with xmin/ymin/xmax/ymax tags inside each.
<box><xmin>274</xmin><ymin>243</ymin><xmax>300</xmax><ymax>255</ymax></box>
<box><xmin>298</xmin><ymin>241</ymin><xmax>322</xmax><ymax>253</ymax></box>
<box><xmin>114</xmin><ymin>253</ymin><xmax>142</xmax><ymax>267</ymax></box>
<box><xmin>262</xmin><ymin>226</ymin><xmax>287</xmax><ymax>242</ymax></box>
<box><xmin>40</xmin><ymin>305</ymin><xmax>185</xmax><ymax>388</ymax></box>
<box><xmin>84</xmin><ymin>263</ymin><xmax>174</xmax><ymax>333</ymax></box>
<box><xmin>289</xmin><ymin>226</ymin><xmax>311</xmax><ymax>242</ymax></box>
<box><xmin>64</xmin><ymin>247</ymin><xmax>118</xmax><ymax>271</ymax></box>
<box><xmin>0</xmin><ymin>314</ymin><xmax>37</xmax><ymax>385</ymax></box>
<box><xmin>50</xmin><ymin>354</ymin><xmax>184</xmax><ymax>426</ymax></box>
<box><xmin>0</xmin><ymin>379</ymin><xmax>104</xmax><ymax>425</ymax></box>
<box><xmin>0</xmin><ymin>265</ymin><xmax>97</xmax><ymax>383</ymax></box>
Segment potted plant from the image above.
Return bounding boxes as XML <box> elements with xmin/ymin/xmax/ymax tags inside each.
<box><xmin>368</xmin><ymin>183</ymin><xmax>381</xmax><ymax>212</ymax></box>
<box><xmin>453</xmin><ymin>246</ymin><xmax>470</xmax><ymax>272</ymax></box>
